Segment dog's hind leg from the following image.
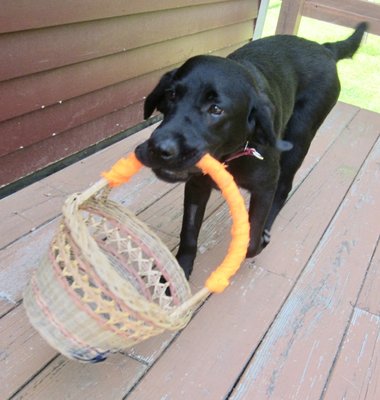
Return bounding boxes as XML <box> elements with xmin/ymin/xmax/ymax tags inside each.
<box><xmin>264</xmin><ymin>88</ymin><xmax>339</xmax><ymax>233</ymax></box>
<box><xmin>264</xmin><ymin>138</ymin><xmax>311</xmax><ymax>232</ymax></box>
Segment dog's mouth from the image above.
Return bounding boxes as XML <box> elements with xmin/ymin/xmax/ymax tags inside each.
<box><xmin>135</xmin><ymin>143</ymin><xmax>205</xmax><ymax>183</ymax></box>
<box><xmin>152</xmin><ymin>149</ymin><xmax>204</xmax><ymax>182</ymax></box>
<box><xmin>153</xmin><ymin>166</ymin><xmax>200</xmax><ymax>182</ymax></box>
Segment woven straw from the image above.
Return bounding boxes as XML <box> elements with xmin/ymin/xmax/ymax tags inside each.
<box><xmin>24</xmin><ymin>180</ymin><xmax>197</xmax><ymax>362</ymax></box>
<box><xmin>24</xmin><ymin>153</ymin><xmax>250</xmax><ymax>363</ymax></box>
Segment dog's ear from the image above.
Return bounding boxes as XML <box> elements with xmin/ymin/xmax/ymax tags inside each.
<box><xmin>249</xmin><ymin>101</ymin><xmax>292</xmax><ymax>151</ymax></box>
<box><xmin>144</xmin><ymin>69</ymin><xmax>177</xmax><ymax>119</ymax></box>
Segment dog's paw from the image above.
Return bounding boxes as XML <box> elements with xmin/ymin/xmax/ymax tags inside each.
<box><xmin>261</xmin><ymin>229</ymin><xmax>271</xmax><ymax>248</ymax></box>
<box><xmin>246</xmin><ymin>243</ymin><xmax>261</xmax><ymax>258</ymax></box>
<box><xmin>246</xmin><ymin>230</ymin><xmax>271</xmax><ymax>258</ymax></box>
<box><xmin>176</xmin><ymin>253</ymin><xmax>195</xmax><ymax>280</ymax></box>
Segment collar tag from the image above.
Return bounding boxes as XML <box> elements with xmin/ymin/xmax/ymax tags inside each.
<box><xmin>225</xmin><ymin>142</ymin><xmax>264</xmax><ymax>163</ymax></box>
<box><xmin>244</xmin><ymin>142</ymin><xmax>264</xmax><ymax>160</ymax></box>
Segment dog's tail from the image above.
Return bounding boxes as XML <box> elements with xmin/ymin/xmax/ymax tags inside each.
<box><xmin>323</xmin><ymin>22</ymin><xmax>368</xmax><ymax>61</ymax></box>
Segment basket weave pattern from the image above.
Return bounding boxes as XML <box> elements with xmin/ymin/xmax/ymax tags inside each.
<box><xmin>24</xmin><ymin>153</ymin><xmax>250</xmax><ymax>363</ymax></box>
<box><xmin>24</xmin><ymin>189</ymin><xmax>192</xmax><ymax>362</ymax></box>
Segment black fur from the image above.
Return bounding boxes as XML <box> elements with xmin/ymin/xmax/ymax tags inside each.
<box><xmin>135</xmin><ymin>23</ymin><xmax>367</xmax><ymax>278</ymax></box>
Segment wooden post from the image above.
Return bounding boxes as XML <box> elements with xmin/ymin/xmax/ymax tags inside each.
<box><xmin>253</xmin><ymin>0</ymin><xmax>270</xmax><ymax>40</ymax></box>
<box><xmin>276</xmin><ymin>0</ymin><xmax>306</xmax><ymax>35</ymax></box>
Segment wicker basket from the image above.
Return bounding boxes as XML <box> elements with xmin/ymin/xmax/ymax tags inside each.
<box><xmin>24</xmin><ymin>153</ymin><xmax>249</xmax><ymax>362</ymax></box>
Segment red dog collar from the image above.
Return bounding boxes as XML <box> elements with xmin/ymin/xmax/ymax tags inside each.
<box><xmin>225</xmin><ymin>142</ymin><xmax>264</xmax><ymax>163</ymax></box>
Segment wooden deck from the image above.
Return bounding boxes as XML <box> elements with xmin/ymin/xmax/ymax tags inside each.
<box><xmin>1</xmin><ymin>101</ymin><xmax>379</xmax><ymax>400</ymax></box>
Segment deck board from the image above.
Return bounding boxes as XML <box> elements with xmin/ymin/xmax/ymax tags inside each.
<box><xmin>0</xmin><ymin>306</ymin><xmax>56</xmax><ymax>399</ymax></box>
<box><xmin>323</xmin><ymin>241</ymin><xmax>380</xmax><ymax>400</ymax></box>
<box><xmin>257</xmin><ymin>108</ymin><xmax>379</xmax><ymax>279</ymax></box>
<box><xmin>0</xmin><ymin>102</ymin><xmax>379</xmax><ymax>399</ymax></box>
<box><xmin>323</xmin><ymin>307</ymin><xmax>380</xmax><ymax>400</ymax></box>
<box><xmin>13</xmin><ymin>355</ymin><xmax>147</xmax><ymax>400</ymax></box>
<box><xmin>229</xmin><ymin>133</ymin><xmax>380</xmax><ymax>399</ymax></box>
<box><xmin>125</xmin><ymin>107</ymin><xmax>380</xmax><ymax>400</ymax></box>
<box><xmin>357</xmin><ymin>238</ymin><xmax>380</xmax><ymax>315</ymax></box>
<box><xmin>0</xmin><ymin>125</ymin><xmax>157</xmax><ymax>249</ymax></box>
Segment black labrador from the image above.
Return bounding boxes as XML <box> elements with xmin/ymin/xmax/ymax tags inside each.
<box><xmin>136</xmin><ymin>23</ymin><xmax>367</xmax><ymax>278</ymax></box>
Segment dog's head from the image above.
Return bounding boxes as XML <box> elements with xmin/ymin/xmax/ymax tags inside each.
<box><xmin>135</xmin><ymin>55</ymin><xmax>291</xmax><ymax>182</ymax></box>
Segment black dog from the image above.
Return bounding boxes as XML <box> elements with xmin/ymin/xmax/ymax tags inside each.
<box><xmin>136</xmin><ymin>23</ymin><xmax>367</xmax><ymax>278</ymax></box>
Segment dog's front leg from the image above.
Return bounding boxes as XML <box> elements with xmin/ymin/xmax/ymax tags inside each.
<box><xmin>176</xmin><ymin>175</ymin><xmax>212</xmax><ymax>278</ymax></box>
<box><xmin>246</xmin><ymin>190</ymin><xmax>275</xmax><ymax>258</ymax></box>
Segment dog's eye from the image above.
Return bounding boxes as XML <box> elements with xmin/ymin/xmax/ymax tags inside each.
<box><xmin>165</xmin><ymin>89</ymin><xmax>176</xmax><ymax>101</ymax></box>
<box><xmin>208</xmin><ymin>104</ymin><xmax>223</xmax><ymax>115</ymax></box>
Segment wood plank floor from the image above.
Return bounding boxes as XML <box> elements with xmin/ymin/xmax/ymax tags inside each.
<box><xmin>0</xmin><ymin>102</ymin><xmax>379</xmax><ymax>400</ymax></box>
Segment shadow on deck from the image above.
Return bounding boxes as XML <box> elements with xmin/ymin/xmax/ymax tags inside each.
<box><xmin>1</xmin><ymin>101</ymin><xmax>379</xmax><ymax>399</ymax></box>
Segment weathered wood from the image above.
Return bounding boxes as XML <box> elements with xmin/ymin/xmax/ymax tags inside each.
<box><xmin>0</xmin><ymin>185</ymin><xmax>222</xmax><ymax>311</ymax></box>
<box><xmin>0</xmin><ymin>101</ymin><xmax>144</xmax><ymax>188</ymax></box>
<box><xmin>0</xmin><ymin>37</ymin><xmax>245</xmax><ymax>162</ymax></box>
<box><xmin>0</xmin><ymin>102</ymin><xmax>357</xmax><ymax>366</ymax></box>
<box><xmin>115</xmin><ymin>109</ymin><xmax>380</xmax><ymax>399</ymax></box>
<box><xmin>323</xmin><ymin>307</ymin><xmax>380</xmax><ymax>400</ymax></box>
<box><xmin>0</xmin><ymin>22</ymin><xmax>251</xmax><ymax>123</ymax></box>
<box><xmin>119</xmin><ymin>263</ymin><xmax>293</xmax><ymax>400</ymax></box>
<box><xmin>276</xmin><ymin>0</ymin><xmax>306</xmax><ymax>34</ymax></box>
<box><xmin>2</xmin><ymin>104</ymin><xmax>379</xmax><ymax>399</ymax></box>
<box><xmin>0</xmin><ymin>0</ymin><xmax>258</xmax><ymax>188</ymax></box>
<box><xmin>277</xmin><ymin>0</ymin><xmax>380</xmax><ymax>36</ymax></box>
<box><xmin>0</xmin><ymin>306</ymin><xmax>57</xmax><ymax>399</ymax></box>
<box><xmin>0</xmin><ymin>40</ymin><xmax>248</xmax><ymax>187</ymax></box>
<box><xmin>290</xmin><ymin>102</ymin><xmax>358</xmax><ymax>190</ymax></box>
<box><xmin>0</xmin><ymin>102</ymin><xmax>356</xmax><ymax>249</ymax></box>
<box><xmin>0</xmin><ymin>125</ymin><xmax>155</xmax><ymax>248</ymax></box>
<box><xmin>304</xmin><ymin>0</ymin><xmax>380</xmax><ymax>35</ymax></box>
<box><xmin>0</xmin><ymin>71</ymin><xmax>161</xmax><ymax>159</ymax></box>
<box><xmin>357</xmin><ymin>239</ymin><xmax>380</xmax><ymax>315</ymax></box>
<box><xmin>0</xmin><ymin>0</ymin><xmax>223</xmax><ymax>33</ymax></box>
<box><xmin>0</xmin><ymin>0</ymin><xmax>256</xmax><ymax>81</ymax></box>
<box><xmin>0</xmin><ymin>190</ymin><xmax>226</xmax><ymax>397</ymax></box>
<box><xmin>12</xmin><ymin>354</ymin><xmax>146</xmax><ymax>400</ymax></box>
<box><xmin>125</xmin><ymin>194</ymin><xmax>248</xmax><ymax>364</ymax></box>
<box><xmin>0</xmin><ymin>102</ymin><xmax>354</xmax><ymax>314</ymax></box>
<box><xmin>229</xmin><ymin>136</ymin><xmax>380</xmax><ymax>399</ymax></box>
<box><xmin>0</xmin><ymin>221</ymin><xmax>56</xmax><ymax>315</ymax></box>
<box><xmin>257</xmin><ymin>109</ymin><xmax>380</xmax><ymax>279</ymax></box>
<box><xmin>0</xmin><ymin>193</ymin><xmax>227</xmax><ymax>398</ymax></box>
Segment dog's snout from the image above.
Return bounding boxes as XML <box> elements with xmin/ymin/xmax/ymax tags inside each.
<box><xmin>150</xmin><ymin>138</ymin><xmax>179</xmax><ymax>162</ymax></box>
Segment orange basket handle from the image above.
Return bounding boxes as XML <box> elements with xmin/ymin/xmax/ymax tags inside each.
<box><xmin>102</xmin><ymin>152</ymin><xmax>250</xmax><ymax>294</ymax></box>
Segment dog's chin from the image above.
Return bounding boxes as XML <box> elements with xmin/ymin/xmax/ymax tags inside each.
<box><xmin>153</xmin><ymin>167</ymin><xmax>200</xmax><ymax>183</ymax></box>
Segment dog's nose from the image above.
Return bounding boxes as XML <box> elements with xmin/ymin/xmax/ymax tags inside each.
<box><xmin>151</xmin><ymin>139</ymin><xmax>179</xmax><ymax>162</ymax></box>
